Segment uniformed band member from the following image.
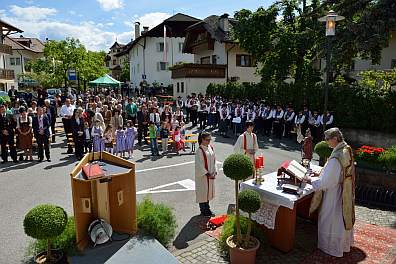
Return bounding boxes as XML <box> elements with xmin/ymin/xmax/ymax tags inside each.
<box><xmin>195</xmin><ymin>132</ymin><xmax>217</xmax><ymax>217</ymax></box>
<box><xmin>32</xmin><ymin>106</ymin><xmax>51</xmax><ymax>162</ymax></box>
<box><xmin>273</xmin><ymin>105</ymin><xmax>284</xmax><ymax>139</ymax></box>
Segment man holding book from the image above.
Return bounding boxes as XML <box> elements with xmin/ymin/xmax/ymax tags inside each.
<box><xmin>305</xmin><ymin>127</ymin><xmax>355</xmax><ymax>257</ymax></box>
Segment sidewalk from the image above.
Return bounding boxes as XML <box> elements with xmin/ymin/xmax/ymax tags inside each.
<box><xmin>172</xmin><ymin>205</ymin><xmax>396</xmax><ymax>264</ymax></box>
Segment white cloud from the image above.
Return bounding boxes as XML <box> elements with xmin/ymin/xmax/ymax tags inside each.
<box><xmin>97</xmin><ymin>0</ymin><xmax>124</xmax><ymax>11</ymax></box>
<box><xmin>1</xmin><ymin>8</ymin><xmax>171</xmax><ymax>51</ymax></box>
<box><xmin>136</xmin><ymin>12</ymin><xmax>171</xmax><ymax>31</ymax></box>
<box><xmin>9</xmin><ymin>5</ymin><xmax>56</xmax><ymax>21</ymax></box>
<box><xmin>123</xmin><ymin>12</ymin><xmax>171</xmax><ymax>39</ymax></box>
<box><xmin>68</xmin><ymin>10</ymin><xmax>76</xmax><ymax>15</ymax></box>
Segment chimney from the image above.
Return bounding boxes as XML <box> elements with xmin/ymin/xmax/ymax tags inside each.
<box><xmin>134</xmin><ymin>22</ymin><xmax>141</xmax><ymax>39</ymax></box>
<box><xmin>142</xmin><ymin>26</ymin><xmax>149</xmax><ymax>34</ymax></box>
<box><xmin>219</xmin><ymin>13</ymin><xmax>230</xmax><ymax>32</ymax></box>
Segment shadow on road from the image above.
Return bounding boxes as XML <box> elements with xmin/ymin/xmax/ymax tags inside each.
<box><xmin>44</xmin><ymin>155</ymin><xmax>76</xmax><ymax>170</ymax></box>
<box><xmin>0</xmin><ymin>160</ymin><xmax>37</xmax><ymax>173</ymax></box>
<box><xmin>173</xmin><ymin>215</ymin><xmax>210</xmax><ymax>250</ymax></box>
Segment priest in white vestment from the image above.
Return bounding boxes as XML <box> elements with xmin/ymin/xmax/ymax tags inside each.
<box><xmin>306</xmin><ymin>128</ymin><xmax>354</xmax><ymax>257</ymax></box>
<box><xmin>195</xmin><ymin>132</ymin><xmax>217</xmax><ymax>217</ymax></box>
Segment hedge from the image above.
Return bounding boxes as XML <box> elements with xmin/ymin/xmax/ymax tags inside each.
<box><xmin>206</xmin><ymin>80</ymin><xmax>396</xmax><ymax>133</ymax></box>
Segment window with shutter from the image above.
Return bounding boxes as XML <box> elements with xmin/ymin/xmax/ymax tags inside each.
<box><xmin>181</xmin><ymin>82</ymin><xmax>184</xmax><ymax>93</ymax></box>
<box><xmin>236</xmin><ymin>55</ymin><xmax>241</xmax><ymax>66</ymax></box>
<box><xmin>177</xmin><ymin>82</ymin><xmax>180</xmax><ymax>93</ymax></box>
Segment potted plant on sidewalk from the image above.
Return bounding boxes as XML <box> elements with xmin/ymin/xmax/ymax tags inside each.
<box><xmin>24</xmin><ymin>204</ymin><xmax>68</xmax><ymax>263</ymax></box>
<box><xmin>314</xmin><ymin>141</ymin><xmax>332</xmax><ymax>166</ymax></box>
<box><xmin>223</xmin><ymin>153</ymin><xmax>260</xmax><ymax>264</ymax></box>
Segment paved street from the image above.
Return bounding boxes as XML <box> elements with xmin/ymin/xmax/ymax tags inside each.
<box><xmin>1</xmin><ymin>121</ymin><xmax>395</xmax><ymax>264</ymax></box>
<box><xmin>0</xmin><ymin>121</ymin><xmax>303</xmax><ymax>263</ymax></box>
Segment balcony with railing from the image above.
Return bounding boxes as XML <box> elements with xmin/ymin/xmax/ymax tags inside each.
<box><xmin>0</xmin><ymin>44</ymin><xmax>13</xmax><ymax>55</ymax></box>
<box><xmin>0</xmin><ymin>69</ymin><xmax>15</xmax><ymax>80</ymax></box>
<box><xmin>171</xmin><ymin>63</ymin><xmax>226</xmax><ymax>79</ymax></box>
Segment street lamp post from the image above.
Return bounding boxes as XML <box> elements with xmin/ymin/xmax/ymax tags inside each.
<box><xmin>318</xmin><ymin>10</ymin><xmax>344</xmax><ymax>130</ymax></box>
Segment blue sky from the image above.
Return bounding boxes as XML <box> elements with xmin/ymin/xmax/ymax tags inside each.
<box><xmin>0</xmin><ymin>0</ymin><xmax>273</xmax><ymax>51</ymax></box>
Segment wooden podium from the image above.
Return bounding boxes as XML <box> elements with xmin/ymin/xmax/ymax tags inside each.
<box><xmin>70</xmin><ymin>152</ymin><xmax>137</xmax><ymax>250</ymax></box>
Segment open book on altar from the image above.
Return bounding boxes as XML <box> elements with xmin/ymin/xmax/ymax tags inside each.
<box><xmin>279</xmin><ymin>160</ymin><xmax>307</xmax><ymax>181</ymax></box>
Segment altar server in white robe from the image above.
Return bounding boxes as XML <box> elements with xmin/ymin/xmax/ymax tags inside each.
<box><xmin>195</xmin><ymin>132</ymin><xmax>217</xmax><ymax>217</ymax></box>
<box><xmin>306</xmin><ymin>127</ymin><xmax>355</xmax><ymax>257</ymax></box>
<box><xmin>233</xmin><ymin>120</ymin><xmax>259</xmax><ymax>169</ymax></box>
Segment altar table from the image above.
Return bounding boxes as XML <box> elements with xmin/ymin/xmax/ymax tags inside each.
<box><xmin>240</xmin><ymin>166</ymin><xmax>320</xmax><ymax>252</ymax></box>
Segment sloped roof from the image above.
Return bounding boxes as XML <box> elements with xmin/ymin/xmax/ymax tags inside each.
<box><xmin>0</xmin><ymin>19</ymin><xmax>23</xmax><ymax>34</ymax></box>
<box><xmin>110</xmin><ymin>41</ymin><xmax>125</xmax><ymax>50</ymax></box>
<box><xmin>186</xmin><ymin>15</ymin><xmax>238</xmax><ymax>43</ymax></box>
<box><xmin>125</xmin><ymin>13</ymin><xmax>200</xmax><ymax>53</ymax></box>
<box><xmin>4</xmin><ymin>36</ymin><xmax>44</xmax><ymax>53</ymax></box>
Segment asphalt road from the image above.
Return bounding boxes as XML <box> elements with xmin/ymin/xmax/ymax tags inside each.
<box><xmin>0</xmin><ymin>122</ymin><xmax>303</xmax><ymax>263</ymax></box>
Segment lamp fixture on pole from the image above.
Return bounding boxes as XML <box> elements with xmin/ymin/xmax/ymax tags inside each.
<box><xmin>318</xmin><ymin>10</ymin><xmax>344</xmax><ymax>132</ymax></box>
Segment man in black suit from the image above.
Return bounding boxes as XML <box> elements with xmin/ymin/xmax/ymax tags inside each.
<box><xmin>136</xmin><ymin>105</ymin><xmax>149</xmax><ymax>146</ymax></box>
<box><xmin>0</xmin><ymin>104</ymin><xmax>18</xmax><ymax>163</ymax></box>
<box><xmin>32</xmin><ymin>106</ymin><xmax>51</xmax><ymax>162</ymax></box>
<box><xmin>44</xmin><ymin>99</ymin><xmax>57</xmax><ymax>143</ymax></box>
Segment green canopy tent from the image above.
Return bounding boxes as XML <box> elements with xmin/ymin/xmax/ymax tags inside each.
<box><xmin>89</xmin><ymin>74</ymin><xmax>121</xmax><ymax>90</ymax></box>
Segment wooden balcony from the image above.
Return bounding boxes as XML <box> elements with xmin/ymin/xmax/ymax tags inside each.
<box><xmin>0</xmin><ymin>69</ymin><xmax>15</xmax><ymax>80</ymax></box>
<box><xmin>0</xmin><ymin>44</ymin><xmax>12</xmax><ymax>55</ymax></box>
<box><xmin>171</xmin><ymin>63</ymin><xmax>226</xmax><ymax>79</ymax></box>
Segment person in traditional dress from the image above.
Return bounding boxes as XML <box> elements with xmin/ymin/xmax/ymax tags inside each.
<box><xmin>125</xmin><ymin>120</ymin><xmax>136</xmax><ymax>159</ymax></box>
<box><xmin>233</xmin><ymin>120</ymin><xmax>259</xmax><ymax>169</ymax></box>
<box><xmin>114</xmin><ymin>126</ymin><xmax>126</xmax><ymax>157</ymax></box>
<box><xmin>195</xmin><ymin>132</ymin><xmax>217</xmax><ymax>217</ymax></box>
<box><xmin>91</xmin><ymin>119</ymin><xmax>105</xmax><ymax>152</ymax></box>
<box><xmin>305</xmin><ymin>127</ymin><xmax>355</xmax><ymax>257</ymax></box>
<box><xmin>16</xmin><ymin>107</ymin><xmax>33</xmax><ymax>161</ymax></box>
<box><xmin>172</xmin><ymin>126</ymin><xmax>185</xmax><ymax>154</ymax></box>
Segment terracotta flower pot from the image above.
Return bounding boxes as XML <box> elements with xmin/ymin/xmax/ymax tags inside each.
<box><xmin>35</xmin><ymin>249</ymin><xmax>67</xmax><ymax>264</ymax></box>
<box><xmin>226</xmin><ymin>235</ymin><xmax>260</xmax><ymax>264</ymax></box>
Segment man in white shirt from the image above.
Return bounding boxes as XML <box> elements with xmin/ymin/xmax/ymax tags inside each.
<box><xmin>60</xmin><ymin>98</ymin><xmax>75</xmax><ymax>154</ymax></box>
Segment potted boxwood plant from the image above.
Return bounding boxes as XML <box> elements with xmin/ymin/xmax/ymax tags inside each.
<box><xmin>314</xmin><ymin>141</ymin><xmax>332</xmax><ymax>166</ymax></box>
<box><xmin>223</xmin><ymin>153</ymin><xmax>259</xmax><ymax>264</ymax></box>
<box><xmin>24</xmin><ymin>204</ymin><xmax>68</xmax><ymax>263</ymax></box>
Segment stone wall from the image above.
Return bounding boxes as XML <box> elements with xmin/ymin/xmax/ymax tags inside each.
<box><xmin>343</xmin><ymin>128</ymin><xmax>396</xmax><ymax>148</ymax></box>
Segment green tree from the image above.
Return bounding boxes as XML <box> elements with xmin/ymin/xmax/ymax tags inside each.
<box><xmin>26</xmin><ymin>38</ymin><xmax>108</xmax><ymax>90</ymax></box>
<box><xmin>120</xmin><ymin>60</ymin><xmax>130</xmax><ymax>82</ymax></box>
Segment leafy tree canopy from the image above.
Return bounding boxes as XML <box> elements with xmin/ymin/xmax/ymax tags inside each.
<box><xmin>24</xmin><ymin>38</ymin><xmax>108</xmax><ymax>89</ymax></box>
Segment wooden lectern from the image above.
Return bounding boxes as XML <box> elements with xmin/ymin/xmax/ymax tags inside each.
<box><xmin>70</xmin><ymin>152</ymin><xmax>137</xmax><ymax>250</ymax></box>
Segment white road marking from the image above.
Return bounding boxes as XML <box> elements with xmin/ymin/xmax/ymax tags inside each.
<box><xmin>136</xmin><ymin>160</ymin><xmax>223</xmax><ymax>173</ymax></box>
<box><xmin>137</xmin><ymin>179</ymin><xmax>195</xmax><ymax>195</ymax></box>
<box><xmin>136</xmin><ymin>161</ymin><xmax>194</xmax><ymax>173</ymax></box>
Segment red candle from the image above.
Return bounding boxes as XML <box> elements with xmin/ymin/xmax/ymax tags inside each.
<box><xmin>255</xmin><ymin>157</ymin><xmax>261</xmax><ymax>169</ymax></box>
<box><xmin>259</xmin><ymin>156</ymin><xmax>264</xmax><ymax>168</ymax></box>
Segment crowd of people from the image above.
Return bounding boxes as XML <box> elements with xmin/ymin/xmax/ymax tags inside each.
<box><xmin>0</xmin><ymin>89</ymin><xmax>334</xmax><ymax>163</ymax></box>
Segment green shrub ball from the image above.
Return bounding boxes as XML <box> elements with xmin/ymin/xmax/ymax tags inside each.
<box><xmin>238</xmin><ymin>189</ymin><xmax>261</xmax><ymax>214</ymax></box>
<box><xmin>24</xmin><ymin>204</ymin><xmax>68</xmax><ymax>240</ymax></box>
<box><xmin>314</xmin><ymin>141</ymin><xmax>333</xmax><ymax>159</ymax></box>
<box><xmin>223</xmin><ymin>153</ymin><xmax>254</xmax><ymax>181</ymax></box>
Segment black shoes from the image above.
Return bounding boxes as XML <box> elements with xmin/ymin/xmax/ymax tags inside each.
<box><xmin>201</xmin><ymin>210</ymin><xmax>215</xmax><ymax>217</ymax></box>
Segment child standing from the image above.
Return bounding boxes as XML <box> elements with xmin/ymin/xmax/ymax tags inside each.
<box><xmin>83</xmin><ymin>121</ymin><xmax>92</xmax><ymax>153</ymax></box>
<box><xmin>148</xmin><ymin>121</ymin><xmax>159</xmax><ymax>156</ymax></box>
<box><xmin>115</xmin><ymin>126</ymin><xmax>126</xmax><ymax>157</ymax></box>
<box><xmin>104</xmin><ymin>124</ymin><xmax>114</xmax><ymax>153</ymax></box>
<box><xmin>91</xmin><ymin>119</ymin><xmax>105</xmax><ymax>152</ymax></box>
<box><xmin>125</xmin><ymin>120</ymin><xmax>136</xmax><ymax>159</ymax></box>
<box><xmin>160</xmin><ymin>121</ymin><xmax>169</xmax><ymax>154</ymax></box>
